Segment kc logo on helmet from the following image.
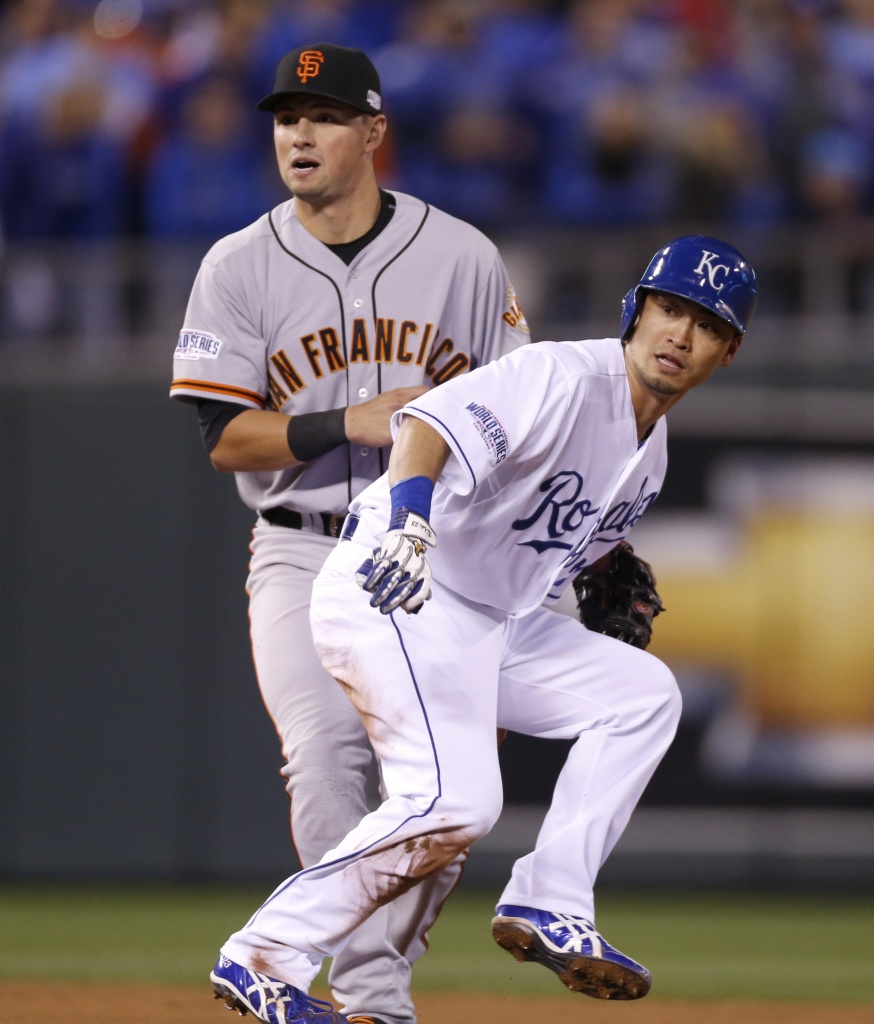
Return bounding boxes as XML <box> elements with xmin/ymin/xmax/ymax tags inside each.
<box><xmin>693</xmin><ymin>251</ymin><xmax>730</xmax><ymax>291</ymax></box>
<box><xmin>297</xmin><ymin>50</ymin><xmax>324</xmax><ymax>83</ymax></box>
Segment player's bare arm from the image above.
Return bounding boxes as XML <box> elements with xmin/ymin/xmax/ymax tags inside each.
<box><xmin>210</xmin><ymin>387</ymin><xmax>432</xmax><ymax>473</ymax></box>
<box><xmin>388</xmin><ymin>415</ymin><xmax>451</xmax><ymax>486</ymax></box>
<box><xmin>210</xmin><ymin>409</ymin><xmax>303</xmax><ymax>472</ymax></box>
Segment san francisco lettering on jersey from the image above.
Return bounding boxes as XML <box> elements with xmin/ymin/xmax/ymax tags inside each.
<box><xmin>265</xmin><ymin>318</ymin><xmax>471</xmax><ymax>408</ymax></box>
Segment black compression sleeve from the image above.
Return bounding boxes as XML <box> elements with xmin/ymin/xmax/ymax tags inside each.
<box><xmin>286</xmin><ymin>407</ymin><xmax>348</xmax><ymax>462</ymax></box>
<box><xmin>196</xmin><ymin>398</ymin><xmax>248</xmax><ymax>453</ymax></box>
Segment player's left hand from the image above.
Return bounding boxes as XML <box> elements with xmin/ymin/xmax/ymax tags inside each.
<box><xmin>355</xmin><ymin>512</ymin><xmax>436</xmax><ymax>615</ymax></box>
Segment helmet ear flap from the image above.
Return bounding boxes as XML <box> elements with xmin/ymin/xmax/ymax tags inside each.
<box><xmin>619</xmin><ymin>286</ymin><xmax>640</xmax><ymax>341</ymax></box>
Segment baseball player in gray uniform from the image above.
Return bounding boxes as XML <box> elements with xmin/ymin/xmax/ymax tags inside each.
<box><xmin>170</xmin><ymin>43</ymin><xmax>528</xmax><ymax>1024</ymax></box>
<box><xmin>208</xmin><ymin>235</ymin><xmax>758</xmax><ymax>1022</ymax></box>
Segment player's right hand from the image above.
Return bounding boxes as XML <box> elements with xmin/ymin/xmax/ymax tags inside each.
<box><xmin>354</xmin><ymin>512</ymin><xmax>436</xmax><ymax>615</ymax></box>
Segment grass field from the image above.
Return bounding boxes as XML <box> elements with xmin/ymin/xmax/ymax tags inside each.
<box><xmin>1</xmin><ymin>880</ymin><xmax>873</xmax><ymax>1005</ymax></box>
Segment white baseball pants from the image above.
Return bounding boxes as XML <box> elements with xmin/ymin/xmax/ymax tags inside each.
<box><xmin>245</xmin><ymin>522</ymin><xmax>465</xmax><ymax>1023</ymax></box>
<box><xmin>224</xmin><ymin>534</ymin><xmax>681</xmax><ymax>989</ymax></box>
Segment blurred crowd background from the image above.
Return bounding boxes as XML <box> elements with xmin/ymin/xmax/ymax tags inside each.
<box><xmin>4</xmin><ymin>0</ymin><xmax>874</xmax><ymax>353</ymax></box>
<box><xmin>1</xmin><ymin>0</ymin><xmax>874</xmax><ymax>244</ymax></box>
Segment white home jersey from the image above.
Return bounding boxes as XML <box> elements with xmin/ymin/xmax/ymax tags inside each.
<box><xmin>170</xmin><ymin>191</ymin><xmax>528</xmax><ymax>514</ymax></box>
<box><xmin>350</xmin><ymin>337</ymin><xmax>668</xmax><ymax>616</ymax></box>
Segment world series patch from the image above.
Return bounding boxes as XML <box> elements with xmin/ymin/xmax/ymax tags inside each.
<box><xmin>175</xmin><ymin>330</ymin><xmax>223</xmax><ymax>360</ymax></box>
<box><xmin>466</xmin><ymin>402</ymin><xmax>508</xmax><ymax>465</ymax></box>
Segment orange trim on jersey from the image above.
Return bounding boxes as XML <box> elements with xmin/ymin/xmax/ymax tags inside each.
<box><xmin>170</xmin><ymin>379</ymin><xmax>265</xmax><ymax>406</ymax></box>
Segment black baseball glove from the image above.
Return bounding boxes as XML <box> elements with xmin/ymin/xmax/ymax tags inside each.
<box><xmin>572</xmin><ymin>541</ymin><xmax>664</xmax><ymax>650</ymax></box>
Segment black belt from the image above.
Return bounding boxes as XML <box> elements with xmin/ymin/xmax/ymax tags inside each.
<box><xmin>261</xmin><ymin>506</ymin><xmax>347</xmax><ymax>538</ymax></box>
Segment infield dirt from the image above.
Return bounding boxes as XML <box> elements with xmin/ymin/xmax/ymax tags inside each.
<box><xmin>1</xmin><ymin>980</ymin><xmax>870</xmax><ymax>1024</ymax></box>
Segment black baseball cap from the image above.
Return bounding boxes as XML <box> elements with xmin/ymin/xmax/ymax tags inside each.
<box><xmin>256</xmin><ymin>42</ymin><xmax>382</xmax><ymax>115</ymax></box>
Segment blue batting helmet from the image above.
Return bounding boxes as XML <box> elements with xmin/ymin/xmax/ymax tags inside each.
<box><xmin>619</xmin><ymin>235</ymin><xmax>757</xmax><ymax>340</ymax></box>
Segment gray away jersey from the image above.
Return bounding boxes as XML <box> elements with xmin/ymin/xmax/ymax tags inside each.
<box><xmin>170</xmin><ymin>191</ymin><xmax>529</xmax><ymax>514</ymax></box>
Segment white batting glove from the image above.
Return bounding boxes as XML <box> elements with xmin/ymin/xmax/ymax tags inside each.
<box><xmin>355</xmin><ymin>512</ymin><xmax>437</xmax><ymax>615</ymax></box>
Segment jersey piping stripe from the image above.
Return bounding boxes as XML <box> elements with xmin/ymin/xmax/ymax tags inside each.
<box><xmin>369</xmin><ymin>201</ymin><xmax>431</xmax><ymax>477</ymax></box>
<box><xmin>242</xmin><ymin>611</ymin><xmax>443</xmax><ymax>928</ymax></box>
<box><xmin>268</xmin><ymin>208</ymin><xmax>354</xmax><ymax>505</ymax></box>
<box><xmin>170</xmin><ymin>379</ymin><xmax>265</xmax><ymax>406</ymax></box>
<box><xmin>268</xmin><ymin>199</ymin><xmax>433</xmax><ymax>492</ymax></box>
<box><xmin>405</xmin><ymin>407</ymin><xmax>477</xmax><ymax>490</ymax></box>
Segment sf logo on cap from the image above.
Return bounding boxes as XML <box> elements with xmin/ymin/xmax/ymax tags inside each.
<box><xmin>297</xmin><ymin>50</ymin><xmax>324</xmax><ymax>83</ymax></box>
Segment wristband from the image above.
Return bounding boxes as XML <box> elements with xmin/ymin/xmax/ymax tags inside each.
<box><xmin>286</xmin><ymin>407</ymin><xmax>348</xmax><ymax>462</ymax></box>
<box><xmin>389</xmin><ymin>476</ymin><xmax>434</xmax><ymax>530</ymax></box>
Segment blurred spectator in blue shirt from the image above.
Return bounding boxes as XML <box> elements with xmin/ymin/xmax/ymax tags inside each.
<box><xmin>479</xmin><ymin>0</ymin><xmax>564</xmax><ymax>68</ymax></box>
<box><xmin>649</xmin><ymin>0</ymin><xmax>784</xmax><ymax>223</ymax></box>
<box><xmin>748</xmin><ymin>1</ymin><xmax>832</xmax><ymax>219</ymax></box>
<box><xmin>155</xmin><ymin>0</ymin><xmax>274</xmax><ymax>124</ymax></box>
<box><xmin>0</xmin><ymin>0</ymin><xmax>79</xmax><ymax>121</ymax></box>
<box><xmin>251</xmin><ymin>0</ymin><xmax>404</xmax><ymax>89</ymax></box>
<box><xmin>2</xmin><ymin>0</ymin><xmax>874</xmax><ymax>242</ymax></box>
<box><xmin>0</xmin><ymin>77</ymin><xmax>127</xmax><ymax>237</ymax></box>
<box><xmin>144</xmin><ymin>71</ymin><xmax>281</xmax><ymax>239</ymax></box>
<box><xmin>0</xmin><ymin>0</ymin><xmax>157</xmax><ymax>237</ymax></box>
<box><xmin>822</xmin><ymin>0</ymin><xmax>874</xmax><ymax>149</ymax></box>
<box><xmin>798</xmin><ymin>125</ymin><xmax>872</xmax><ymax>218</ymax></box>
<box><xmin>1</xmin><ymin>0</ymin><xmax>155</xmax><ymax>142</ymax></box>
<box><xmin>521</xmin><ymin>0</ymin><xmax>676</xmax><ymax>225</ymax></box>
<box><xmin>375</xmin><ymin>0</ymin><xmax>533</xmax><ymax>227</ymax></box>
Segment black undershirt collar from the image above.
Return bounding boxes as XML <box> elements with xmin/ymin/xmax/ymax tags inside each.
<box><xmin>194</xmin><ymin>190</ymin><xmax>398</xmax><ymax>452</ymax></box>
<box><xmin>325</xmin><ymin>190</ymin><xmax>396</xmax><ymax>265</ymax></box>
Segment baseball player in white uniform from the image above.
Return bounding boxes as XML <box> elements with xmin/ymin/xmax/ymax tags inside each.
<box><xmin>170</xmin><ymin>43</ymin><xmax>528</xmax><ymax>1024</ymax></box>
<box><xmin>208</xmin><ymin>235</ymin><xmax>758</xmax><ymax>1023</ymax></box>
